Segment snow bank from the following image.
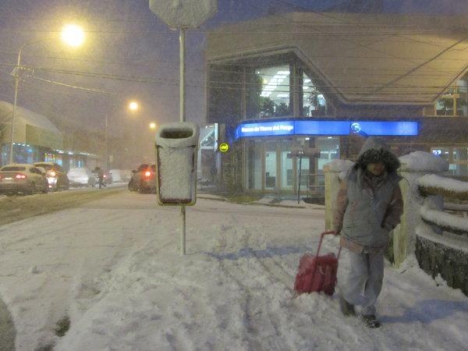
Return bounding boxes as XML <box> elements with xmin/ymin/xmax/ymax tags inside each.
<box><xmin>323</xmin><ymin>159</ymin><xmax>354</xmax><ymax>180</ymax></box>
<box><xmin>419</xmin><ymin>174</ymin><xmax>468</xmax><ymax>193</ymax></box>
<box><xmin>399</xmin><ymin>151</ymin><xmax>449</xmax><ymax>172</ymax></box>
<box><xmin>420</xmin><ymin>204</ymin><xmax>468</xmax><ymax>236</ymax></box>
<box><xmin>416</xmin><ymin>223</ymin><xmax>468</xmax><ymax>253</ymax></box>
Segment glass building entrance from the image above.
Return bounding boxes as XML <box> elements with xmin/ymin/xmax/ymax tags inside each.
<box><xmin>244</xmin><ymin>137</ymin><xmax>340</xmax><ymax>193</ymax></box>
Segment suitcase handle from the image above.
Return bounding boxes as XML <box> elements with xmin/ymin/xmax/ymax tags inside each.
<box><xmin>315</xmin><ymin>230</ymin><xmax>341</xmax><ymax>259</ymax></box>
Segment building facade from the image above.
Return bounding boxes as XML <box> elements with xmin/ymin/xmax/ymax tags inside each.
<box><xmin>0</xmin><ymin>101</ymin><xmax>96</xmax><ymax>169</ymax></box>
<box><xmin>206</xmin><ymin>12</ymin><xmax>468</xmax><ymax>196</ymax></box>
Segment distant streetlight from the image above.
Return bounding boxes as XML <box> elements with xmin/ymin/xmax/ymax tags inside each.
<box><xmin>149</xmin><ymin>122</ymin><xmax>157</xmax><ymax>130</ymax></box>
<box><xmin>104</xmin><ymin>100</ymin><xmax>142</xmax><ymax>170</ymax></box>
<box><xmin>128</xmin><ymin>100</ymin><xmax>139</xmax><ymax>112</ymax></box>
<box><xmin>8</xmin><ymin>24</ymin><xmax>85</xmax><ymax>164</ymax></box>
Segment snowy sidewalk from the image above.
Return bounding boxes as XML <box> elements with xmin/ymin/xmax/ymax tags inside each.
<box><xmin>0</xmin><ymin>192</ymin><xmax>467</xmax><ymax>351</ymax></box>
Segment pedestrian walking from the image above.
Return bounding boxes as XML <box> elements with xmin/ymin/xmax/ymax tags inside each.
<box><xmin>333</xmin><ymin>137</ymin><xmax>403</xmax><ymax>328</ymax></box>
<box><xmin>95</xmin><ymin>167</ymin><xmax>106</xmax><ymax>189</ymax></box>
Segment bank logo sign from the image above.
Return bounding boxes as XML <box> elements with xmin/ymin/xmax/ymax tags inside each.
<box><xmin>235</xmin><ymin>120</ymin><xmax>418</xmax><ymax>140</ymax></box>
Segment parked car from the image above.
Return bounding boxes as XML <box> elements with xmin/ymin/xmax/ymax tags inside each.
<box><xmin>67</xmin><ymin>167</ymin><xmax>96</xmax><ymax>187</ymax></box>
<box><xmin>109</xmin><ymin>169</ymin><xmax>132</xmax><ymax>183</ymax></box>
<box><xmin>128</xmin><ymin>164</ymin><xmax>157</xmax><ymax>193</ymax></box>
<box><xmin>0</xmin><ymin>164</ymin><xmax>49</xmax><ymax>195</ymax></box>
<box><xmin>33</xmin><ymin>162</ymin><xmax>69</xmax><ymax>191</ymax></box>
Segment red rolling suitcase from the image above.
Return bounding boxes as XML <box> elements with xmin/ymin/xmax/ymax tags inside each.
<box><xmin>294</xmin><ymin>231</ymin><xmax>341</xmax><ymax>296</ymax></box>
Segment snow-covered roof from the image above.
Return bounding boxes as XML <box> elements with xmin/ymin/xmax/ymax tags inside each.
<box><xmin>0</xmin><ymin>101</ymin><xmax>60</xmax><ymax>133</ymax></box>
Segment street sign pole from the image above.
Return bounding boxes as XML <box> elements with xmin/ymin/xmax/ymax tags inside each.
<box><xmin>180</xmin><ymin>28</ymin><xmax>185</xmax><ymax>123</ymax></box>
<box><xmin>149</xmin><ymin>0</ymin><xmax>218</xmax><ymax>256</ymax></box>
<box><xmin>180</xmin><ymin>28</ymin><xmax>186</xmax><ymax>254</ymax></box>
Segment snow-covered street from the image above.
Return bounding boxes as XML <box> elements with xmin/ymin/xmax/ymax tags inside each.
<box><xmin>0</xmin><ymin>191</ymin><xmax>467</xmax><ymax>351</ymax></box>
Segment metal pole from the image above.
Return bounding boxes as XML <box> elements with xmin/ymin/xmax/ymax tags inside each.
<box><xmin>180</xmin><ymin>27</ymin><xmax>187</xmax><ymax>255</ymax></box>
<box><xmin>297</xmin><ymin>154</ymin><xmax>302</xmax><ymax>204</ymax></box>
<box><xmin>9</xmin><ymin>49</ymin><xmax>23</xmax><ymax>164</ymax></box>
<box><xmin>180</xmin><ymin>28</ymin><xmax>186</xmax><ymax>123</ymax></box>
<box><xmin>105</xmin><ymin>113</ymin><xmax>109</xmax><ymax>171</ymax></box>
<box><xmin>181</xmin><ymin>205</ymin><xmax>186</xmax><ymax>255</ymax></box>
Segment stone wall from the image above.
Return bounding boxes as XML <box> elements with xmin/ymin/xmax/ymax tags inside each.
<box><xmin>416</xmin><ymin>235</ymin><xmax>468</xmax><ymax>295</ymax></box>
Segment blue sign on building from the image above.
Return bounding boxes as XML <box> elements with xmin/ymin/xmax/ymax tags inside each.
<box><xmin>234</xmin><ymin>120</ymin><xmax>418</xmax><ymax>140</ymax></box>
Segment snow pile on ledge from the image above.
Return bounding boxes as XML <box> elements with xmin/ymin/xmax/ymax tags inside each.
<box><xmin>399</xmin><ymin>151</ymin><xmax>449</xmax><ymax>172</ymax></box>
<box><xmin>420</xmin><ymin>204</ymin><xmax>468</xmax><ymax>235</ymax></box>
<box><xmin>416</xmin><ymin>222</ymin><xmax>468</xmax><ymax>253</ymax></box>
<box><xmin>324</xmin><ymin>159</ymin><xmax>354</xmax><ymax>172</ymax></box>
<box><xmin>419</xmin><ymin>174</ymin><xmax>468</xmax><ymax>193</ymax></box>
<box><xmin>324</xmin><ymin>160</ymin><xmax>354</xmax><ymax>180</ymax></box>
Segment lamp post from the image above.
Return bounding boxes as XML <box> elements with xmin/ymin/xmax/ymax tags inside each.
<box><xmin>127</xmin><ymin>100</ymin><xmax>140</xmax><ymax>162</ymax></box>
<box><xmin>8</xmin><ymin>24</ymin><xmax>85</xmax><ymax>164</ymax></box>
<box><xmin>104</xmin><ymin>100</ymin><xmax>140</xmax><ymax>171</ymax></box>
<box><xmin>105</xmin><ymin>113</ymin><xmax>109</xmax><ymax>172</ymax></box>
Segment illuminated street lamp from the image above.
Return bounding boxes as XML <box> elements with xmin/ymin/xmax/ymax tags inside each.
<box><xmin>61</xmin><ymin>24</ymin><xmax>85</xmax><ymax>47</ymax></box>
<box><xmin>8</xmin><ymin>24</ymin><xmax>85</xmax><ymax>164</ymax></box>
<box><xmin>149</xmin><ymin>122</ymin><xmax>157</xmax><ymax>130</ymax></box>
<box><xmin>104</xmin><ymin>100</ymin><xmax>142</xmax><ymax>171</ymax></box>
<box><xmin>128</xmin><ymin>100</ymin><xmax>139</xmax><ymax>112</ymax></box>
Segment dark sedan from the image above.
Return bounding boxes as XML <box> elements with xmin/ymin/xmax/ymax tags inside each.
<box><xmin>128</xmin><ymin>164</ymin><xmax>157</xmax><ymax>194</ymax></box>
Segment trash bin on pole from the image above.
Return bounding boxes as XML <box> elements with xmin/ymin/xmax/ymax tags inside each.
<box><xmin>155</xmin><ymin>122</ymin><xmax>200</xmax><ymax>206</ymax></box>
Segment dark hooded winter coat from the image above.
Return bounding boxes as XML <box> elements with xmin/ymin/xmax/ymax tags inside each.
<box><xmin>333</xmin><ymin>137</ymin><xmax>403</xmax><ymax>252</ymax></box>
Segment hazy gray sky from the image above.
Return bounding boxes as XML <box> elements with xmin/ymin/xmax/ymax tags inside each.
<box><xmin>0</xmin><ymin>0</ymin><xmax>465</xmax><ymax>146</ymax></box>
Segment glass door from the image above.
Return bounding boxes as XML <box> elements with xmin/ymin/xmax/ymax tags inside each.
<box><xmin>280</xmin><ymin>140</ymin><xmax>293</xmax><ymax>190</ymax></box>
<box><xmin>265</xmin><ymin>142</ymin><xmax>277</xmax><ymax>189</ymax></box>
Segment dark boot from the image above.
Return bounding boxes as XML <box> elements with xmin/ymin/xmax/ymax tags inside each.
<box><xmin>339</xmin><ymin>295</ymin><xmax>356</xmax><ymax>316</ymax></box>
<box><xmin>361</xmin><ymin>314</ymin><xmax>381</xmax><ymax>328</ymax></box>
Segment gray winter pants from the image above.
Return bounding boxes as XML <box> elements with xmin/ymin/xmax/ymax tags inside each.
<box><xmin>341</xmin><ymin>250</ymin><xmax>385</xmax><ymax>316</ymax></box>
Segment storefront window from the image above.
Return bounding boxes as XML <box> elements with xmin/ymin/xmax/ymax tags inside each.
<box><xmin>303</xmin><ymin>73</ymin><xmax>327</xmax><ymax>117</ymax></box>
<box><xmin>15</xmin><ymin>145</ymin><xmax>35</xmax><ymax>164</ymax></box>
<box><xmin>280</xmin><ymin>140</ymin><xmax>294</xmax><ymax>189</ymax></box>
<box><xmin>435</xmin><ymin>80</ymin><xmax>468</xmax><ymax>117</ymax></box>
<box><xmin>45</xmin><ymin>152</ymin><xmax>63</xmax><ymax>165</ymax></box>
<box><xmin>250</xmin><ymin>65</ymin><xmax>291</xmax><ymax>119</ymax></box>
<box><xmin>0</xmin><ymin>144</ymin><xmax>8</xmax><ymax>166</ymax></box>
<box><xmin>432</xmin><ymin>147</ymin><xmax>468</xmax><ymax>177</ymax></box>
<box><xmin>317</xmin><ymin>137</ymin><xmax>340</xmax><ymax>171</ymax></box>
<box><xmin>246</xmin><ymin>140</ymin><xmax>263</xmax><ymax>190</ymax></box>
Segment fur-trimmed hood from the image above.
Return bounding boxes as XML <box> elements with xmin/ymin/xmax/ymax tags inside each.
<box><xmin>354</xmin><ymin>137</ymin><xmax>400</xmax><ymax>173</ymax></box>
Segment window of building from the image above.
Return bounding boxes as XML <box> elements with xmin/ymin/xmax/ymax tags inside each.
<box><xmin>251</xmin><ymin>65</ymin><xmax>291</xmax><ymax>119</ymax></box>
<box><xmin>431</xmin><ymin>147</ymin><xmax>468</xmax><ymax>177</ymax></box>
<box><xmin>435</xmin><ymin>75</ymin><xmax>468</xmax><ymax>117</ymax></box>
<box><xmin>302</xmin><ymin>73</ymin><xmax>327</xmax><ymax>117</ymax></box>
<box><xmin>316</xmin><ymin>137</ymin><xmax>340</xmax><ymax>171</ymax></box>
<box><xmin>246</xmin><ymin>140</ymin><xmax>263</xmax><ymax>190</ymax></box>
